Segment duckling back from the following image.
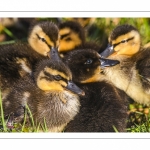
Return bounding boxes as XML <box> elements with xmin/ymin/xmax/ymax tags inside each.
<box><xmin>0</xmin><ymin>42</ymin><xmax>45</xmax><ymax>99</ymax></box>
<box><xmin>134</xmin><ymin>46</ymin><xmax>150</xmax><ymax>95</ymax></box>
<box><xmin>64</xmin><ymin>81</ymin><xmax>128</xmax><ymax>132</ymax></box>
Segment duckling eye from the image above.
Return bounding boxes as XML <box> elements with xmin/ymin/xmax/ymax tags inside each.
<box><xmin>41</xmin><ymin>38</ymin><xmax>46</xmax><ymax>42</ymax></box>
<box><xmin>65</xmin><ymin>37</ymin><xmax>72</xmax><ymax>41</ymax></box>
<box><xmin>54</xmin><ymin>75</ymin><xmax>62</xmax><ymax>81</ymax></box>
<box><xmin>36</xmin><ymin>34</ymin><xmax>46</xmax><ymax>43</ymax></box>
<box><xmin>121</xmin><ymin>40</ymin><xmax>127</xmax><ymax>43</ymax></box>
<box><xmin>84</xmin><ymin>59</ymin><xmax>93</xmax><ymax>65</ymax></box>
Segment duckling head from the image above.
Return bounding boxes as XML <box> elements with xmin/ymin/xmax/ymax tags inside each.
<box><xmin>63</xmin><ymin>49</ymin><xmax>119</xmax><ymax>83</ymax></box>
<box><xmin>59</xmin><ymin>21</ymin><xmax>85</xmax><ymax>53</ymax></box>
<box><xmin>28</xmin><ymin>21</ymin><xmax>60</xmax><ymax>57</ymax></box>
<box><xmin>100</xmin><ymin>24</ymin><xmax>141</xmax><ymax>58</ymax></box>
<box><xmin>34</xmin><ymin>59</ymin><xmax>85</xmax><ymax>96</ymax></box>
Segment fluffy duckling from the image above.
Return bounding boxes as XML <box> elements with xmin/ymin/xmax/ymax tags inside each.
<box><xmin>100</xmin><ymin>24</ymin><xmax>150</xmax><ymax>105</ymax></box>
<box><xmin>2</xmin><ymin>50</ymin><xmax>84</xmax><ymax>132</ymax></box>
<box><xmin>0</xmin><ymin>20</ymin><xmax>59</xmax><ymax>98</ymax></box>
<box><xmin>62</xmin><ymin>49</ymin><xmax>129</xmax><ymax>132</ymax></box>
<box><xmin>59</xmin><ymin>20</ymin><xmax>85</xmax><ymax>53</ymax></box>
<box><xmin>58</xmin><ymin>20</ymin><xmax>103</xmax><ymax>56</ymax></box>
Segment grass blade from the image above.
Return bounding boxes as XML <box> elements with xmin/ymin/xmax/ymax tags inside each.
<box><xmin>25</xmin><ymin>104</ymin><xmax>35</xmax><ymax>132</ymax></box>
<box><xmin>0</xmin><ymin>90</ymin><xmax>7</xmax><ymax>132</ymax></box>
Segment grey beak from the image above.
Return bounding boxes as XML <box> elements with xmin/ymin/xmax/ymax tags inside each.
<box><xmin>66</xmin><ymin>81</ymin><xmax>85</xmax><ymax>96</ymax></box>
<box><xmin>100</xmin><ymin>44</ymin><xmax>114</xmax><ymax>58</ymax></box>
<box><xmin>48</xmin><ymin>47</ymin><xmax>60</xmax><ymax>60</ymax></box>
<box><xmin>99</xmin><ymin>58</ymin><xmax>120</xmax><ymax>67</ymax></box>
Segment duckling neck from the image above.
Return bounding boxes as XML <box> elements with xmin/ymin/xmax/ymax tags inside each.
<box><xmin>103</xmin><ymin>59</ymin><xmax>150</xmax><ymax>105</ymax></box>
<box><xmin>35</xmin><ymin>90</ymin><xmax>80</xmax><ymax>132</ymax></box>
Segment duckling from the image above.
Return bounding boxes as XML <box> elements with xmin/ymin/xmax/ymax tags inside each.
<box><xmin>58</xmin><ymin>20</ymin><xmax>103</xmax><ymax>56</ymax></box>
<box><xmin>2</xmin><ymin>52</ymin><xmax>84</xmax><ymax>132</ymax></box>
<box><xmin>62</xmin><ymin>49</ymin><xmax>129</xmax><ymax>132</ymax></box>
<box><xmin>0</xmin><ymin>20</ymin><xmax>60</xmax><ymax>99</ymax></box>
<box><xmin>59</xmin><ymin>20</ymin><xmax>85</xmax><ymax>53</ymax></box>
<box><xmin>100</xmin><ymin>24</ymin><xmax>150</xmax><ymax>105</ymax></box>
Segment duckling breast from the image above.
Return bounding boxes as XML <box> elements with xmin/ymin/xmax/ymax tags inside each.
<box><xmin>35</xmin><ymin>90</ymin><xmax>80</xmax><ymax>132</ymax></box>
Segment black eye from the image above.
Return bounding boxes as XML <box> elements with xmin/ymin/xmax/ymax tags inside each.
<box><xmin>65</xmin><ymin>37</ymin><xmax>72</xmax><ymax>41</ymax></box>
<box><xmin>84</xmin><ymin>59</ymin><xmax>93</xmax><ymax>65</ymax></box>
<box><xmin>36</xmin><ymin>34</ymin><xmax>46</xmax><ymax>42</ymax></box>
<box><xmin>41</xmin><ymin>38</ymin><xmax>46</xmax><ymax>42</ymax></box>
<box><xmin>54</xmin><ymin>75</ymin><xmax>62</xmax><ymax>81</ymax></box>
<box><xmin>121</xmin><ymin>40</ymin><xmax>127</xmax><ymax>43</ymax></box>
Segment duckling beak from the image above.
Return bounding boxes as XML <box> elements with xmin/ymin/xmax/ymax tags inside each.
<box><xmin>48</xmin><ymin>47</ymin><xmax>60</xmax><ymax>60</ymax></box>
<box><xmin>100</xmin><ymin>44</ymin><xmax>114</xmax><ymax>58</ymax></box>
<box><xmin>66</xmin><ymin>81</ymin><xmax>85</xmax><ymax>96</ymax></box>
<box><xmin>99</xmin><ymin>58</ymin><xmax>120</xmax><ymax>67</ymax></box>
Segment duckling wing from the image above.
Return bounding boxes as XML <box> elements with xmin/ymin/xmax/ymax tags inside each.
<box><xmin>64</xmin><ymin>81</ymin><xmax>128</xmax><ymax>132</ymax></box>
<box><xmin>2</xmin><ymin>76</ymin><xmax>35</xmax><ymax>124</ymax></box>
<box><xmin>135</xmin><ymin>47</ymin><xmax>150</xmax><ymax>91</ymax></box>
<box><xmin>0</xmin><ymin>43</ymin><xmax>44</xmax><ymax>89</ymax></box>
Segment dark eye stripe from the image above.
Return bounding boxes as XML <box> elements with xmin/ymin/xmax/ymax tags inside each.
<box><xmin>41</xmin><ymin>70</ymin><xmax>68</xmax><ymax>83</ymax></box>
<box><xmin>54</xmin><ymin>75</ymin><xmax>68</xmax><ymax>83</ymax></box>
<box><xmin>39</xmin><ymin>71</ymin><xmax>51</xmax><ymax>80</ymax></box>
<box><xmin>40</xmin><ymin>76</ymin><xmax>51</xmax><ymax>81</ymax></box>
<box><xmin>113</xmin><ymin>37</ymin><xmax>134</xmax><ymax>48</ymax></box>
<box><xmin>60</xmin><ymin>33</ymin><xmax>71</xmax><ymax>39</ymax></box>
<box><xmin>36</xmin><ymin>33</ymin><xmax>52</xmax><ymax>49</ymax></box>
<box><xmin>43</xmin><ymin>70</ymin><xmax>51</xmax><ymax>77</ymax></box>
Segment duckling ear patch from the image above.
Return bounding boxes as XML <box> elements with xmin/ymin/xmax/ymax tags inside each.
<box><xmin>59</xmin><ymin>28</ymin><xmax>71</xmax><ymax>36</ymax></box>
<box><xmin>59</xmin><ymin>28</ymin><xmax>82</xmax><ymax>52</ymax></box>
<box><xmin>28</xmin><ymin>25</ymin><xmax>56</xmax><ymax>56</ymax></box>
<box><xmin>81</xmin><ymin>66</ymin><xmax>102</xmax><ymax>83</ymax></box>
<box><xmin>112</xmin><ymin>30</ymin><xmax>140</xmax><ymax>46</ymax></box>
<box><xmin>112</xmin><ymin>30</ymin><xmax>141</xmax><ymax>56</ymax></box>
<box><xmin>38</xmin><ymin>79</ymin><xmax>66</xmax><ymax>91</ymax></box>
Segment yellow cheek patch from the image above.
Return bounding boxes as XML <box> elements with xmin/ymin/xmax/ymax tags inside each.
<box><xmin>112</xmin><ymin>30</ymin><xmax>139</xmax><ymax>45</ymax></box>
<box><xmin>37</xmin><ymin>79</ymin><xmax>64</xmax><ymax>91</ymax></box>
<box><xmin>59</xmin><ymin>28</ymin><xmax>82</xmax><ymax>52</ymax></box>
<box><xmin>38</xmin><ymin>32</ymin><xmax>54</xmax><ymax>47</ymax></box>
<box><xmin>81</xmin><ymin>66</ymin><xmax>102</xmax><ymax>83</ymax></box>
<box><xmin>59</xmin><ymin>28</ymin><xmax>71</xmax><ymax>36</ymax></box>
<box><xmin>31</xmin><ymin>25</ymin><xmax>55</xmax><ymax>47</ymax></box>
<box><xmin>37</xmin><ymin>71</ymin><xmax>67</xmax><ymax>91</ymax></box>
<box><xmin>28</xmin><ymin>25</ymin><xmax>59</xmax><ymax>56</ymax></box>
<box><xmin>112</xmin><ymin>30</ymin><xmax>141</xmax><ymax>56</ymax></box>
<box><xmin>59</xmin><ymin>40</ymin><xmax>77</xmax><ymax>52</ymax></box>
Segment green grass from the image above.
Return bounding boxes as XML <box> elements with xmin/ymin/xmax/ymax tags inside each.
<box><xmin>0</xmin><ymin>90</ymin><xmax>7</xmax><ymax>132</ymax></box>
<box><xmin>0</xmin><ymin>90</ymin><xmax>48</xmax><ymax>132</ymax></box>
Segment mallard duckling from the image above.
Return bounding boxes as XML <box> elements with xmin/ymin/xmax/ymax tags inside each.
<box><xmin>59</xmin><ymin>20</ymin><xmax>85</xmax><ymax>53</ymax></box>
<box><xmin>100</xmin><ymin>24</ymin><xmax>150</xmax><ymax>105</ymax></box>
<box><xmin>62</xmin><ymin>49</ymin><xmax>128</xmax><ymax>132</ymax></box>
<box><xmin>58</xmin><ymin>20</ymin><xmax>103</xmax><ymax>56</ymax></box>
<box><xmin>3</xmin><ymin>54</ymin><xmax>84</xmax><ymax>132</ymax></box>
<box><xmin>0</xmin><ymin>20</ymin><xmax>59</xmax><ymax>98</ymax></box>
